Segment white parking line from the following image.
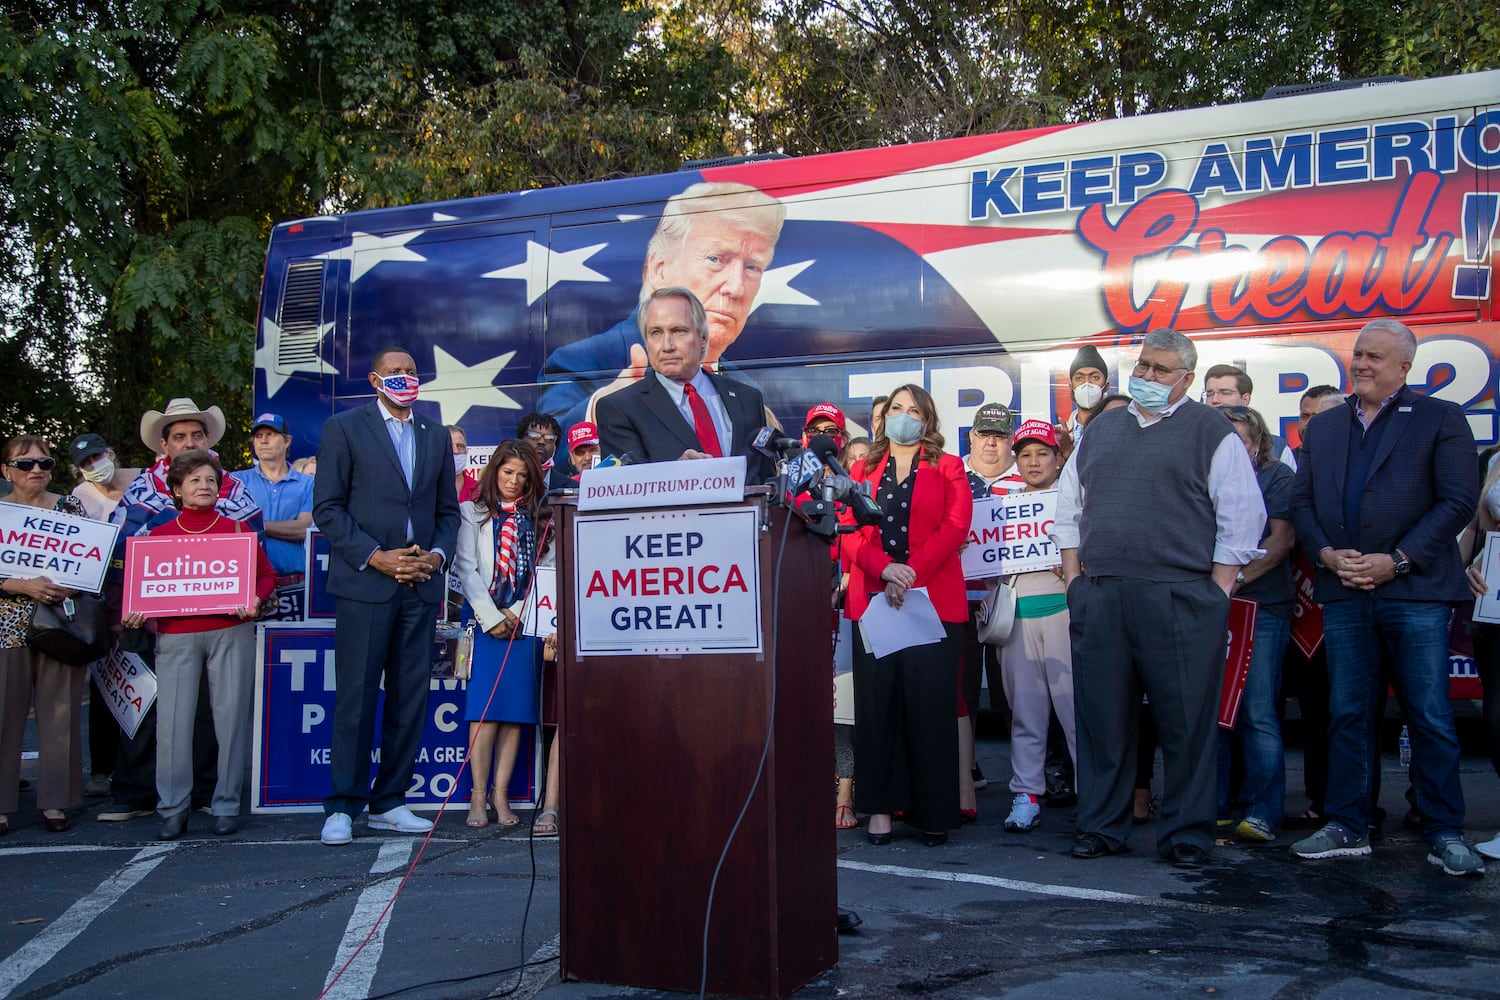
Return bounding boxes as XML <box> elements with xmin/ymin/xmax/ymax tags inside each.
<box><xmin>837</xmin><ymin>859</ymin><xmax>1241</xmax><ymax>914</ymax></box>
<box><xmin>320</xmin><ymin>840</ymin><xmax>415</xmax><ymax>1000</ymax></box>
<box><xmin>0</xmin><ymin>844</ymin><xmax>177</xmax><ymax>999</ymax></box>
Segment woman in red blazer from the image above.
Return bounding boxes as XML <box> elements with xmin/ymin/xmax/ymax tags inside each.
<box><xmin>843</xmin><ymin>384</ymin><xmax>973</xmax><ymax>846</ymax></box>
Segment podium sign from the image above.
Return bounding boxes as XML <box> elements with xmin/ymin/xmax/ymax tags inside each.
<box><xmin>571</xmin><ymin>505</ymin><xmax>762</xmax><ymax>656</ymax></box>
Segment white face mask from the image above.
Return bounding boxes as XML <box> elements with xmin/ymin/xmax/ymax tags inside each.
<box><xmin>1073</xmin><ymin>382</ymin><xmax>1104</xmax><ymax>410</ymax></box>
<box><xmin>453</xmin><ymin>453</ymin><xmax>468</xmax><ymax>475</ymax></box>
<box><xmin>82</xmin><ymin>458</ymin><xmax>115</xmax><ymax>484</ymax></box>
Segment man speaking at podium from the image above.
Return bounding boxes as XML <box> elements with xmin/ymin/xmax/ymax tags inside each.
<box><xmin>596</xmin><ymin>286</ymin><xmax>772</xmax><ymax>483</ymax></box>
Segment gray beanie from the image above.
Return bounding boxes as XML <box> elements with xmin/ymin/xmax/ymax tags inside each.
<box><xmin>1070</xmin><ymin>345</ymin><xmax>1108</xmax><ymax>379</ymax></box>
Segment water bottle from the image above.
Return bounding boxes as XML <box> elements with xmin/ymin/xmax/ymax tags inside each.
<box><xmin>1399</xmin><ymin>725</ymin><xmax>1411</xmax><ymax>768</ymax></box>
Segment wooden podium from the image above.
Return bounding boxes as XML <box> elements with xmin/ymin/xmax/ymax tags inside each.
<box><xmin>554</xmin><ymin>490</ymin><xmax>837</xmax><ymax>998</ymax></box>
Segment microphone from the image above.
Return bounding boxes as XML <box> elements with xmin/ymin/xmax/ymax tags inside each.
<box><xmin>594</xmin><ymin>452</ymin><xmax>636</xmax><ymax>469</ymax></box>
<box><xmin>807</xmin><ymin>435</ymin><xmax>883</xmax><ymax>526</ymax></box>
<box><xmin>752</xmin><ymin>426</ymin><xmax>802</xmax><ymax>458</ymax></box>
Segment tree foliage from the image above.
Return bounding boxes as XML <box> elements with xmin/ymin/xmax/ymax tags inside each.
<box><xmin>1</xmin><ymin>0</ymin><xmax>1495</xmax><ymax>473</ymax></box>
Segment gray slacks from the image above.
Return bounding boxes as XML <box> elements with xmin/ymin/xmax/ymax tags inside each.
<box><xmin>155</xmin><ymin>624</ymin><xmax>255</xmax><ymax>818</ymax></box>
<box><xmin>1069</xmin><ymin>576</ymin><xmax>1228</xmax><ymax>856</ymax></box>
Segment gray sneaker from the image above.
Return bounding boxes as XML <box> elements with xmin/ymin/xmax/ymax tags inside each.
<box><xmin>1426</xmin><ymin>838</ymin><xmax>1486</xmax><ymax>877</ymax></box>
<box><xmin>1290</xmin><ymin>823</ymin><xmax>1371</xmax><ymax>859</ymax></box>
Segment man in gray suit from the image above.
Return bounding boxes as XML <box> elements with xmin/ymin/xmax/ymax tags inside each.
<box><xmin>595</xmin><ymin>287</ymin><xmax>772</xmax><ymax>484</ymax></box>
<box><xmin>314</xmin><ymin>346</ymin><xmax>460</xmax><ymax>846</ymax></box>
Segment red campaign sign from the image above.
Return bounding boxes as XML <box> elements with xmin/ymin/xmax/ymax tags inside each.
<box><xmin>1218</xmin><ymin>596</ymin><xmax>1258</xmax><ymax>730</ymax></box>
<box><xmin>1289</xmin><ymin>551</ymin><xmax>1324</xmax><ymax>658</ymax></box>
<box><xmin>124</xmin><ymin>534</ymin><xmax>258</xmax><ymax>618</ymax></box>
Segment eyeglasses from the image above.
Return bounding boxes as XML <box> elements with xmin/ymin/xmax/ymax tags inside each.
<box><xmin>1131</xmin><ymin>361</ymin><xmax>1187</xmax><ymax>381</ymax></box>
<box><xmin>5</xmin><ymin>458</ymin><xmax>55</xmax><ymax>472</ymax></box>
<box><xmin>524</xmin><ymin>431</ymin><xmax>559</xmax><ymax>445</ymax></box>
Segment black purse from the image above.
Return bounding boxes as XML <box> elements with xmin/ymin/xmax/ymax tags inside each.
<box><xmin>28</xmin><ymin>593</ymin><xmax>113</xmax><ymax>666</ymax></box>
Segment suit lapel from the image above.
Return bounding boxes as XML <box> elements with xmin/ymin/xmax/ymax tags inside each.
<box><xmin>707</xmin><ymin>371</ymin><xmax>749</xmax><ymax>455</ymax></box>
<box><xmin>640</xmin><ymin>374</ymin><xmax>701</xmax><ymax>456</ymax></box>
<box><xmin>1365</xmin><ymin>391</ymin><xmax>1414</xmax><ymax>480</ymax></box>
<box><xmin>363</xmin><ymin>401</ymin><xmax>411</xmax><ymax>493</ymax></box>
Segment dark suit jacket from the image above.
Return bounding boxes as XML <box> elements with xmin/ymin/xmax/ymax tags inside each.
<box><xmin>1290</xmin><ymin>387</ymin><xmax>1477</xmax><ymax>603</ymax></box>
<box><xmin>313</xmin><ymin>401</ymin><xmax>461</xmax><ymax>604</ymax></box>
<box><xmin>595</xmin><ymin>369</ymin><xmax>773</xmax><ymax>483</ymax></box>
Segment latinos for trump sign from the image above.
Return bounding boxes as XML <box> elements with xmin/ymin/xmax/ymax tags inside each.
<box><xmin>962</xmin><ymin>490</ymin><xmax>1059</xmax><ymax>579</ymax></box>
<box><xmin>573</xmin><ymin>505</ymin><xmax>762</xmax><ymax>656</ymax></box>
<box><xmin>124</xmin><ymin>534</ymin><xmax>258</xmax><ymax>617</ymax></box>
<box><xmin>0</xmin><ymin>501</ymin><xmax>119</xmax><ymax>592</ymax></box>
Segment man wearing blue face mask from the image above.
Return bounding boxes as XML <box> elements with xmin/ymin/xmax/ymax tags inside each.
<box><xmin>1053</xmin><ymin>328</ymin><xmax>1266</xmax><ymax>871</ymax></box>
<box><xmin>313</xmin><ymin>345</ymin><xmax>460</xmax><ymax>846</ymax></box>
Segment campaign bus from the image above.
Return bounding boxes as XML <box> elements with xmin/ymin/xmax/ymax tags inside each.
<box><xmin>254</xmin><ymin>69</ymin><xmax>1500</xmax><ymax>701</ymax></box>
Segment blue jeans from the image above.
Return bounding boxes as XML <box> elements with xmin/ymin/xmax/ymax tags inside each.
<box><xmin>1323</xmin><ymin>595</ymin><xmax>1465</xmax><ymax>843</ymax></box>
<box><xmin>1218</xmin><ymin>611</ymin><xmax>1291</xmax><ymax>827</ymax></box>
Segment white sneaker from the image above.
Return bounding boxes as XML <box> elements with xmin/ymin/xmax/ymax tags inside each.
<box><xmin>321</xmin><ymin>812</ymin><xmax>353</xmax><ymax>846</ymax></box>
<box><xmin>1476</xmin><ymin>833</ymin><xmax>1500</xmax><ymax>861</ymax></box>
<box><xmin>368</xmin><ymin>805</ymin><xmax>433</xmax><ymax>834</ymax></box>
<box><xmin>1004</xmin><ymin>793</ymin><xmax>1041</xmax><ymax>832</ymax></box>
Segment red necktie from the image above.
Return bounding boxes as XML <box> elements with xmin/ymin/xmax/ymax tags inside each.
<box><xmin>682</xmin><ymin>383</ymin><xmax>723</xmax><ymax>457</ymax></box>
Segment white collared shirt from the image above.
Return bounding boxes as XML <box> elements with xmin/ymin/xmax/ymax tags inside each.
<box><xmin>655</xmin><ymin>368</ymin><xmax>732</xmax><ymax>453</ymax></box>
<box><xmin>1052</xmin><ymin>398</ymin><xmax>1266</xmax><ymax>566</ymax></box>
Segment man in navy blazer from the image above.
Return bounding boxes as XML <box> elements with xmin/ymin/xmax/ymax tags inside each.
<box><xmin>596</xmin><ymin>287</ymin><xmax>773</xmax><ymax>485</ymax></box>
<box><xmin>1288</xmin><ymin>319</ymin><xmax>1483</xmax><ymax>876</ymax></box>
<box><xmin>313</xmin><ymin>346</ymin><xmax>461</xmax><ymax>846</ymax></box>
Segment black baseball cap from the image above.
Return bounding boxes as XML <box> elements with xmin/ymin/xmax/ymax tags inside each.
<box><xmin>69</xmin><ymin>433</ymin><xmax>110</xmax><ymax>466</ymax></box>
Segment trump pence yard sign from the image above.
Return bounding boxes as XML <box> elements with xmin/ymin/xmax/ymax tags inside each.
<box><xmin>572</xmin><ymin>505</ymin><xmax>762</xmax><ymax>656</ymax></box>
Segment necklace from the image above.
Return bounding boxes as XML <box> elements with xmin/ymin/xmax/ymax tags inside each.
<box><xmin>177</xmin><ymin>512</ymin><xmax>222</xmax><ymax>534</ymax></box>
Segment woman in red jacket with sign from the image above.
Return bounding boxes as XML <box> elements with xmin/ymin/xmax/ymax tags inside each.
<box><xmin>123</xmin><ymin>450</ymin><xmax>275</xmax><ymax>840</ymax></box>
<box><xmin>842</xmin><ymin>384</ymin><xmax>973</xmax><ymax>847</ymax></box>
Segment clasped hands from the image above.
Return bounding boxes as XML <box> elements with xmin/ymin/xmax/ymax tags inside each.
<box><xmin>1321</xmin><ymin>547</ymin><xmax>1397</xmax><ymax>590</ymax></box>
<box><xmin>370</xmin><ymin>544</ymin><xmax>442</xmax><ymax>585</ymax></box>
<box><xmin>880</xmin><ymin>562</ymin><xmax>916</xmax><ymax>608</ymax></box>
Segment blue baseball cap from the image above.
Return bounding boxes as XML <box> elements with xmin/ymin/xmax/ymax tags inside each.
<box><xmin>252</xmin><ymin>413</ymin><xmax>289</xmax><ymax>434</ymax></box>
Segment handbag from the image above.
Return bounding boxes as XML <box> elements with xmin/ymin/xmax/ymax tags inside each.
<box><xmin>453</xmin><ymin>623</ymin><xmax>476</xmax><ymax>681</ymax></box>
<box><xmin>28</xmin><ymin>593</ymin><xmax>112</xmax><ymax>666</ymax></box>
<box><xmin>975</xmin><ymin>582</ymin><xmax>1017</xmax><ymax>646</ymax></box>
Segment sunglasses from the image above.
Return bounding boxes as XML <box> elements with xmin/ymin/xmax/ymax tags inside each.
<box><xmin>6</xmin><ymin>457</ymin><xmax>56</xmax><ymax>472</ymax></box>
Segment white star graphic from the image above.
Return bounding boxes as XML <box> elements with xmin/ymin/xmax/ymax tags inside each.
<box><xmin>481</xmin><ymin>241</ymin><xmax>610</xmax><ymax>305</ymax></box>
<box><xmin>315</xmin><ymin>230</ymin><xmax>427</xmax><ymax>282</ymax></box>
<box><xmin>749</xmin><ymin>259</ymin><xmax>820</xmax><ymax>314</ymax></box>
<box><xmin>422</xmin><ymin>345</ymin><xmax>522</xmax><ymax>425</ymax></box>
<box><xmin>255</xmin><ymin>318</ymin><xmax>339</xmax><ymax>398</ymax></box>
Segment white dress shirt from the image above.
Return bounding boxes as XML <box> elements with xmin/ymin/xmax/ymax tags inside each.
<box><xmin>1052</xmin><ymin>397</ymin><xmax>1266</xmax><ymax>566</ymax></box>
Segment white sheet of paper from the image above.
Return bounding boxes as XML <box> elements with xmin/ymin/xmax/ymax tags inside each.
<box><xmin>1474</xmin><ymin>531</ymin><xmax>1500</xmax><ymax>625</ymax></box>
<box><xmin>856</xmin><ymin>586</ymin><xmax>947</xmax><ymax>659</ymax></box>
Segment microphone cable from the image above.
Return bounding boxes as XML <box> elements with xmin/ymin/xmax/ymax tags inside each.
<box><xmin>316</xmin><ymin>513</ymin><xmax>552</xmax><ymax>1000</ymax></box>
<box><xmin>696</xmin><ymin>500</ymin><xmax>794</xmax><ymax>1000</ymax></box>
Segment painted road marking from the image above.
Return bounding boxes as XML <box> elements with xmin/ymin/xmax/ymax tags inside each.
<box><xmin>320</xmin><ymin>840</ymin><xmax>415</xmax><ymax>1000</ymax></box>
<box><xmin>0</xmin><ymin>844</ymin><xmax>176</xmax><ymax>999</ymax></box>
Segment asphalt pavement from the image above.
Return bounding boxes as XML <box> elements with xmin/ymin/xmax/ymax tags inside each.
<box><xmin>4</xmin><ymin>732</ymin><xmax>1499</xmax><ymax>999</ymax></box>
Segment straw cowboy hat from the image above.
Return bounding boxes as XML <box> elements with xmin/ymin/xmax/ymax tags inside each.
<box><xmin>139</xmin><ymin>398</ymin><xmax>227</xmax><ymax>452</ymax></box>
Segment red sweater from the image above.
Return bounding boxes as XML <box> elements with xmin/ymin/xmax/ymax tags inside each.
<box><xmin>149</xmin><ymin>508</ymin><xmax>277</xmax><ymax>634</ymax></box>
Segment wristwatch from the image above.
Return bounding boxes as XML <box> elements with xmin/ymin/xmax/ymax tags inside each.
<box><xmin>1391</xmin><ymin>552</ymin><xmax>1412</xmax><ymax>575</ymax></box>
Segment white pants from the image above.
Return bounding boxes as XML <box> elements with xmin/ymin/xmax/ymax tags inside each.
<box><xmin>1001</xmin><ymin>610</ymin><xmax>1076</xmax><ymax>797</ymax></box>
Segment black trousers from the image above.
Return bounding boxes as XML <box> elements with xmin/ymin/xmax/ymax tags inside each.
<box><xmin>1070</xmin><ymin>576</ymin><xmax>1228</xmax><ymax>856</ymax></box>
<box><xmin>325</xmin><ymin>588</ymin><xmax>439</xmax><ymax>817</ymax></box>
<box><xmin>853</xmin><ymin>621</ymin><xmax>962</xmax><ymax>833</ymax></box>
<box><xmin>1470</xmin><ymin>624</ymin><xmax>1500</xmax><ymax>782</ymax></box>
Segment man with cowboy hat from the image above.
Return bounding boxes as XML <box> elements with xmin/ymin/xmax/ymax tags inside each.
<box><xmin>93</xmin><ymin>398</ymin><xmax>263</xmax><ymax>826</ymax></box>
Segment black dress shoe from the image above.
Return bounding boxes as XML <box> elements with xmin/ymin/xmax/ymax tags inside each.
<box><xmin>921</xmin><ymin>831</ymin><xmax>949</xmax><ymax>847</ymax></box>
<box><xmin>1071</xmin><ymin>833</ymin><xmax>1123</xmax><ymax>859</ymax></box>
<box><xmin>1168</xmin><ymin>843</ymin><xmax>1209</xmax><ymax>870</ymax></box>
<box><xmin>43</xmin><ymin>815</ymin><xmax>71</xmax><ymax>833</ymax></box>
<box><xmin>867</xmin><ymin>830</ymin><xmax>892</xmax><ymax>846</ymax></box>
<box><xmin>213</xmin><ymin>815</ymin><xmax>239</xmax><ymax>836</ymax></box>
<box><xmin>836</xmin><ymin>909</ymin><xmax>862</xmax><ymax>933</ymax></box>
<box><xmin>159</xmin><ymin>812</ymin><xmax>188</xmax><ymax>841</ymax></box>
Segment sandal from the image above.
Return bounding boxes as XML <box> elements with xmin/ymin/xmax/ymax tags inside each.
<box><xmin>533</xmin><ymin>809</ymin><xmax>559</xmax><ymax>838</ymax></box>
<box><xmin>835</xmin><ymin>804</ymin><xmax>857</xmax><ymax>829</ymax></box>
<box><xmin>466</xmin><ymin>800</ymin><xmax>489</xmax><ymax>828</ymax></box>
